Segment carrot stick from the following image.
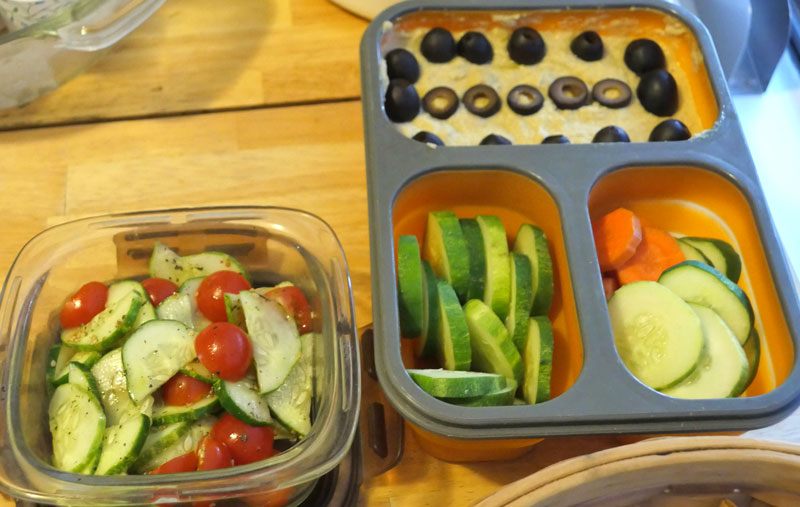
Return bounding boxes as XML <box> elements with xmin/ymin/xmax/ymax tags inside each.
<box><xmin>592</xmin><ymin>207</ymin><xmax>643</xmax><ymax>271</ymax></box>
<box><xmin>617</xmin><ymin>225</ymin><xmax>686</xmax><ymax>284</ymax></box>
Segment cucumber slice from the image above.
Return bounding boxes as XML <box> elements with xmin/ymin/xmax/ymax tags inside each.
<box><xmin>459</xmin><ymin>218</ymin><xmax>487</xmax><ymax>301</ymax></box>
<box><xmin>661</xmin><ymin>304</ymin><xmax>749</xmax><ymax>399</ymax></box>
<box><xmin>521</xmin><ymin>317</ymin><xmax>554</xmax><ymax>404</ymax></box>
<box><xmin>676</xmin><ymin>238</ymin><xmax>713</xmax><ymax>265</ymax></box>
<box><xmin>122</xmin><ymin>320</ymin><xmax>197</xmax><ymax>403</ymax></box>
<box><xmin>49</xmin><ymin>383</ymin><xmax>106</xmax><ymax>473</ymax></box>
<box><xmin>681</xmin><ymin>237</ymin><xmax>742</xmax><ymax>283</ymax></box>
<box><xmin>178</xmin><ymin>276</ymin><xmax>213</xmax><ymax>331</ymax></box>
<box><xmin>132</xmin><ymin>416</ymin><xmax>216</xmax><ymax>474</ymax></box>
<box><xmin>180</xmin><ymin>360</ymin><xmax>214</xmax><ymax>385</ymax></box>
<box><xmin>463</xmin><ymin>299</ymin><xmax>524</xmax><ymax>385</ymax></box>
<box><xmin>397</xmin><ymin>235</ymin><xmax>424</xmax><ymax>338</ymax></box>
<box><xmin>506</xmin><ymin>252</ymin><xmax>534</xmax><ymax>351</ymax></box>
<box><xmin>742</xmin><ymin>329</ymin><xmax>761</xmax><ymax>392</ymax></box>
<box><xmin>442</xmin><ymin>382</ymin><xmax>517</xmax><ymax>407</ymax></box>
<box><xmin>407</xmin><ymin>369</ymin><xmax>507</xmax><ymax>398</ymax></box>
<box><xmin>224</xmin><ymin>293</ymin><xmax>246</xmax><ymax>328</ymax></box>
<box><xmin>94</xmin><ymin>413</ymin><xmax>152</xmax><ymax>475</ymax></box>
<box><xmin>422</xmin><ymin>211</ymin><xmax>470</xmax><ymax>302</ymax></box>
<box><xmin>513</xmin><ymin>224</ymin><xmax>554</xmax><ymax>316</ymax></box>
<box><xmin>267</xmin><ymin>333</ymin><xmax>314</xmax><ymax>437</ymax></box>
<box><xmin>476</xmin><ymin>215</ymin><xmax>511</xmax><ymax>321</ymax></box>
<box><xmin>214</xmin><ymin>374</ymin><xmax>272</xmax><ymax>426</ymax></box>
<box><xmin>107</xmin><ymin>280</ymin><xmax>156</xmax><ymax>333</ymax></box>
<box><xmin>156</xmin><ymin>293</ymin><xmax>195</xmax><ymax>328</ymax></box>
<box><xmin>152</xmin><ymin>395</ymin><xmax>221</xmax><ymax>426</ymax></box>
<box><xmin>46</xmin><ymin>344</ymin><xmax>76</xmax><ymax>393</ymax></box>
<box><xmin>50</xmin><ymin>349</ymin><xmax>102</xmax><ymax>395</ymax></box>
<box><xmin>240</xmin><ymin>291</ymin><xmax>301</xmax><ymax>394</ymax></box>
<box><xmin>659</xmin><ymin>260</ymin><xmax>753</xmax><ymax>345</ymax></box>
<box><xmin>609</xmin><ymin>281</ymin><xmax>704</xmax><ymax>390</ymax></box>
<box><xmin>149</xmin><ymin>242</ymin><xmax>251</xmax><ymax>286</ymax></box>
<box><xmin>60</xmin><ymin>291</ymin><xmax>144</xmax><ymax>352</ymax></box>
<box><xmin>416</xmin><ymin>260</ymin><xmax>440</xmax><ymax>359</ymax></box>
<box><xmin>434</xmin><ymin>280</ymin><xmax>471</xmax><ymax>371</ymax></box>
<box><xmin>92</xmin><ymin>349</ymin><xmax>154</xmax><ymax>426</ymax></box>
<box><xmin>67</xmin><ymin>362</ymin><xmax>101</xmax><ymax>400</ymax></box>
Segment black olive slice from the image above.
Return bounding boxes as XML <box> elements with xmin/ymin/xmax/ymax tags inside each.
<box><xmin>548</xmin><ymin>77</ymin><xmax>589</xmax><ymax>110</ymax></box>
<box><xmin>457</xmin><ymin>31</ymin><xmax>493</xmax><ymax>64</ymax></box>
<box><xmin>385</xmin><ymin>48</ymin><xmax>420</xmax><ymax>84</ymax></box>
<box><xmin>592</xmin><ymin>126</ymin><xmax>630</xmax><ymax>143</ymax></box>
<box><xmin>570</xmin><ymin>31</ymin><xmax>604</xmax><ymax>61</ymax></box>
<box><xmin>412</xmin><ymin>131</ymin><xmax>444</xmax><ymax>146</ymax></box>
<box><xmin>508</xmin><ymin>27</ymin><xmax>546</xmax><ymax>65</ymax></box>
<box><xmin>541</xmin><ymin>135</ymin><xmax>570</xmax><ymax>144</ymax></box>
<box><xmin>507</xmin><ymin>84</ymin><xmax>544</xmax><ymax>116</ymax></box>
<box><xmin>421</xmin><ymin>27</ymin><xmax>457</xmax><ymax>63</ymax></box>
<box><xmin>462</xmin><ymin>84</ymin><xmax>501</xmax><ymax>118</ymax></box>
<box><xmin>624</xmin><ymin>39</ymin><xmax>666</xmax><ymax>76</ymax></box>
<box><xmin>384</xmin><ymin>79</ymin><xmax>420</xmax><ymax>123</ymax></box>
<box><xmin>422</xmin><ymin>87</ymin><xmax>459</xmax><ymax>119</ymax></box>
<box><xmin>649</xmin><ymin>119</ymin><xmax>691</xmax><ymax>141</ymax></box>
<box><xmin>637</xmin><ymin>69</ymin><xmax>679</xmax><ymax>116</ymax></box>
<box><xmin>480</xmin><ymin>134</ymin><xmax>512</xmax><ymax>145</ymax></box>
<box><xmin>592</xmin><ymin>79</ymin><xmax>633</xmax><ymax>109</ymax></box>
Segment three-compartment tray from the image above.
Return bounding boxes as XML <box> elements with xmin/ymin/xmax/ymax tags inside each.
<box><xmin>360</xmin><ymin>0</ymin><xmax>800</xmax><ymax>442</ymax></box>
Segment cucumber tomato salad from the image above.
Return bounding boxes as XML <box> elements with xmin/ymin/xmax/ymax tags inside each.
<box><xmin>47</xmin><ymin>242</ymin><xmax>315</xmax><ymax>477</ymax></box>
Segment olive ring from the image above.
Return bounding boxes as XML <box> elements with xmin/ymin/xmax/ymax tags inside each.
<box><xmin>592</xmin><ymin>78</ymin><xmax>633</xmax><ymax>109</ymax></box>
<box><xmin>507</xmin><ymin>84</ymin><xmax>544</xmax><ymax>116</ymax></box>
<box><xmin>422</xmin><ymin>87</ymin><xmax>459</xmax><ymax>119</ymax></box>
<box><xmin>462</xmin><ymin>84</ymin><xmax>501</xmax><ymax>118</ymax></box>
<box><xmin>548</xmin><ymin>76</ymin><xmax>589</xmax><ymax>110</ymax></box>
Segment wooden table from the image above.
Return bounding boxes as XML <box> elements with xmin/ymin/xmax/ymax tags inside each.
<box><xmin>0</xmin><ymin>1</ymin><xmax>797</xmax><ymax>505</ymax></box>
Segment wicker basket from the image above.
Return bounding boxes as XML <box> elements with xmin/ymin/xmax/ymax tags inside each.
<box><xmin>474</xmin><ymin>436</ymin><xmax>800</xmax><ymax>507</ymax></box>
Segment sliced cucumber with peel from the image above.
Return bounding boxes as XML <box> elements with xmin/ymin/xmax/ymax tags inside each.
<box><xmin>46</xmin><ymin>344</ymin><xmax>76</xmax><ymax>393</ymax></box>
<box><xmin>442</xmin><ymin>382</ymin><xmax>516</xmax><ymax>407</ymax></box>
<box><xmin>408</xmin><ymin>369</ymin><xmax>507</xmax><ymax>398</ymax></box>
<box><xmin>742</xmin><ymin>329</ymin><xmax>761</xmax><ymax>392</ymax></box>
<box><xmin>609</xmin><ymin>281</ymin><xmax>704</xmax><ymax>390</ymax></box>
<box><xmin>680</xmin><ymin>237</ymin><xmax>742</xmax><ymax>283</ymax></box>
<box><xmin>513</xmin><ymin>224</ymin><xmax>554</xmax><ymax>316</ymax></box>
<box><xmin>67</xmin><ymin>362</ymin><xmax>101</xmax><ymax>399</ymax></box>
<box><xmin>476</xmin><ymin>215</ymin><xmax>511</xmax><ymax>322</ymax></box>
<box><xmin>459</xmin><ymin>218</ymin><xmax>487</xmax><ymax>302</ymax></box>
<box><xmin>660</xmin><ymin>304</ymin><xmax>749</xmax><ymax>399</ymax></box>
<box><xmin>94</xmin><ymin>413</ymin><xmax>151</xmax><ymax>475</ymax></box>
<box><xmin>267</xmin><ymin>333</ymin><xmax>314</xmax><ymax>437</ymax></box>
<box><xmin>416</xmin><ymin>260</ymin><xmax>440</xmax><ymax>359</ymax></box>
<box><xmin>149</xmin><ymin>241</ymin><xmax>250</xmax><ymax>286</ymax></box>
<box><xmin>423</xmin><ymin>211</ymin><xmax>470</xmax><ymax>303</ymax></box>
<box><xmin>49</xmin><ymin>383</ymin><xmax>106</xmax><ymax>473</ymax></box>
<box><xmin>214</xmin><ymin>374</ymin><xmax>272</xmax><ymax>426</ymax></box>
<box><xmin>397</xmin><ymin>235</ymin><xmax>424</xmax><ymax>338</ymax></box>
<box><xmin>156</xmin><ymin>293</ymin><xmax>195</xmax><ymax>328</ymax></box>
<box><xmin>506</xmin><ymin>252</ymin><xmax>533</xmax><ymax>352</ymax></box>
<box><xmin>107</xmin><ymin>280</ymin><xmax>156</xmax><ymax>333</ymax></box>
<box><xmin>92</xmin><ymin>348</ymin><xmax>153</xmax><ymax>426</ymax></box>
<box><xmin>130</xmin><ymin>420</ymin><xmax>192</xmax><ymax>474</ymax></box>
<box><xmin>180</xmin><ymin>360</ymin><xmax>214</xmax><ymax>385</ymax></box>
<box><xmin>152</xmin><ymin>395</ymin><xmax>221</xmax><ymax>426</ymax></box>
<box><xmin>178</xmin><ymin>276</ymin><xmax>213</xmax><ymax>331</ymax></box>
<box><xmin>521</xmin><ymin>317</ymin><xmax>554</xmax><ymax>404</ymax></box>
<box><xmin>676</xmin><ymin>238</ymin><xmax>713</xmax><ymax>265</ymax></box>
<box><xmin>61</xmin><ymin>291</ymin><xmax>144</xmax><ymax>352</ymax></box>
<box><xmin>659</xmin><ymin>260</ymin><xmax>753</xmax><ymax>345</ymax></box>
<box><xmin>434</xmin><ymin>280</ymin><xmax>471</xmax><ymax>371</ymax></box>
<box><xmin>224</xmin><ymin>293</ymin><xmax>245</xmax><ymax>328</ymax></box>
<box><xmin>464</xmin><ymin>299</ymin><xmax>524</xmax><ymax>386</ymax></box>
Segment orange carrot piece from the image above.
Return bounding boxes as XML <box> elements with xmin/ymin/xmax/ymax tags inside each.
<box><xmin>592</xmin><ymin>207</ymin><xmax>643</xmax><ymax>271</ymax></box>
<box><xmin>617</xmin><ymin>226</ymin><xmax>686</xmax><ymax>284</ymax></box>
<box><xmin>602</xmin><ymin>275</ymin><xmax>620</xmax><ymax>300</ymax></box>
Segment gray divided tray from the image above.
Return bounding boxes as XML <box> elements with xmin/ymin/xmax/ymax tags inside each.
<box><xmin>361</xmin><ymin>0</ymin><xmax>800</xmax><ymax>439</ymax></box>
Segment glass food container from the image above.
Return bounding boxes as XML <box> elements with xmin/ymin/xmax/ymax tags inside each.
<box><xmin>0</xmin><ymin>207</ymin><xmax>361</xmax><ymax>506</ymax></box>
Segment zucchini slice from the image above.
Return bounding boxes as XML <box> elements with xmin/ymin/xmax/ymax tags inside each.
<box><xmin>521</xmin><ymin>316</ymin><xmax>554</xmax><ymax>404</ymax></box>
<box><xmin>408</xmin><ymin>369</ymin><xmax>507</xmax><ymax>398</ymax></box>
<box><xmin>416</xmin><ymin>260</ymin><xmax>440</xmax><ymax>359</ymax></box>
<box><xmin>423</xmin><ymin>211</ymin><xmax>470</xmax><ymax>303</ymax></box>
<box><xmin>459</xmin><ymin>218</ymin><xmax>487</xmax><ymax>302</ymax></box>
<box><xmin>513</xmin><ymin>224</ymin><xmax>554</xmax><ymax>316</ymax></box>
<box><xmin>397</xmin><ymin>235</ymin><xmax>424</xmax><ymax>338</ymax></box>
<box><xmin>476</xmin><ymin>215</ymin><xmax>511</xmax><ymax>321</ymax></box>
<box><xmin>506</xmin><ymin>252</ymin><xmax>534</xmax><ymax>352</ymax></box>
<box><xmin>434</xmin><ymin>280</ymin><xmax>471</xmax><ymax>371</ymax></box>
<box><xmin>464</xmin><ymin>299</ymin><xmax>523</xmax><ymax>385</ymax></box>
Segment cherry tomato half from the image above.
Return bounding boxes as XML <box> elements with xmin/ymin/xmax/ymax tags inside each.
<box><xmin>196</xmin><ymin>435</ymin><xmax>233</xmax><ymax>471</ymax></box>
<box><xmin>194</xmin><ymin>322</ymin><xmax>252</xmax><ymax>381</ymax></box>
<box><xmin>162</xmin><ymin>373</ymin><xmax>212</xmax><ymax>407</ymax></box>
<box><xmin>141</xmin><ymin>277</ymin><xmax>178</xmax><ymax>307</ymax></box>
<box><xmin>242</xmin><ymin>487</ymin><xmax>292</xmax><ymax>507</ymax></box>
<box><xmin>150</xmin><ymin>451</ymin><xmax>198</xmax><ymax>474</ymax></box>
<box><xmin>211</xmin><ymin>413</ymin><xmax>275</xmax><ymax>466</ymax></box>
<box><xmin>60</xmin><ymin>281</ymin><xmax>108</xmax><ymax>328</ymax></box>
<box><xmin>196</xmin><ymin>271</ymin><xmax>251</xmax><ymax>322</ymax></box>
<box><xmin>264</xmin><ymin>286</ymin><xmax>312</xmax><ymax>334</ymax></box>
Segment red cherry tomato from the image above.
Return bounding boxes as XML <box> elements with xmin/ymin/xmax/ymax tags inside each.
<box><xmin>242</xmin><ymin>487</ymin><xmax>292</xmax><ymax>507</ymax></box>
<box><xmin>194</xmin><ymin>322</ymin><xmax>252</xmax><ymax>381</ymax></box>
<box><xmin>211</xmin><ymin>413</ymin><xmax>275</xmax><ymax>466</ymax></box>
<box><xmin>162</xmin><ymin>373</ymin><xmax>212</xmax><ymax>407</ymax></box>
<box><xmin>196</xmin><ymin>435</ymin><xmax>233</xmax><ymax>471</ymax></box>
<box><xmin>264</xmin><ymin>286</ymin><xmax>312</xmax><ymax>334</ymax></box>
<box><xmin>141</xmin><ymin>277</ymin><xmax>178</xmax><ymax>307</ymax></box>
<box><xmin>196</xmin><ymin>271</ymin><xmax>251</xmax><ymax>322</ymax></box>
<box><xmin>150</xmin><ymin>451</ymin><xmax>198</xmax><ymax>474</ymax></box>
<box><xmin>60</xmin><ymin>281</ymin><xmax>108</xmax><ymax>328</ymax></box>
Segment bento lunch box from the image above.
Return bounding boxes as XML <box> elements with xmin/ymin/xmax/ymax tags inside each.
<box><xmin>360</xmin><ymin>0</ymin><xmax>800</xmax><ymax>461</ymax></box>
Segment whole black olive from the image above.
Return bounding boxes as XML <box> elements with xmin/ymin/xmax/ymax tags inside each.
<box><xmin>570</xmin><ymin>31</ymin><xmax>604</xmax><ymax>61</ymax></box>
<box><xmin>507</xmin><ymin>84</ymin><xmax>544</xmax><ymax>116</ymax></box>
<box><xmin>649</xmin><ymin>119</ymin><xmax>691</xmax><ymax>141</ymax></box>
<box><xmin>548</xmin><ymin>76</ymin><xmax>589</xmax><ymax>110</ymax></box>
<box><xmin>457</xmin><ymin>31</ymin><xmax>493</xmax><ymax>64</ymax></box>
<box><xmin>412</xmin><ymin>131</ymin><xmax>444</xmax><ymax>146</ymax></box>
<box><xmin>385</xmin><ymin>48</ymin><xmax>420</xmax><ymax>83</ymax></box>
<box><xmin>421</xmin><ymin>27</ymin><xmax>457</xmax><ymax>63</ymax></box>
<box><xmin>422</xmin><ymin>87</ymin><xmax>459</xmax><ymax>119</ymax></box>
<box><xmin>624</xmin><ymin>39</ymin><xmax>666</xmax><ymax>76</ymax></box>
<box><xmin>592</xmin><ymin>126</ymin><xmax>630</xmax><ymax>143</ymax></box>
<box><xmin>541</xmin><ymin>135</ymin><xmax>570</xmax><ymax>144</ymax></box>
<box><xmin>480</xmin><ymin>134</ymin><xmax>512</xmax><ymax>145</ymax></box>
<box><xmin>462</xmin><ymin>84</ymin><xmax>501</xmax><ymax>118</ymax></box>
<box><xmin>637</xmin><ymin>69</ymin><xmax>679</xmax><ymax>116</ymax></box>
<box><xmin>384</xmin><ymin>79</ymin><xmax>420</xmax><ymax>123</ymax></box>
<box><xmin>507</xmin><ymin>27</ymin><xmax>546</xmax><ymax>65</ymax></box>
<box><xmin>592</xmin><ymin>78</ymin><xmax>633</xmax><ymax>109</ymax></box>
